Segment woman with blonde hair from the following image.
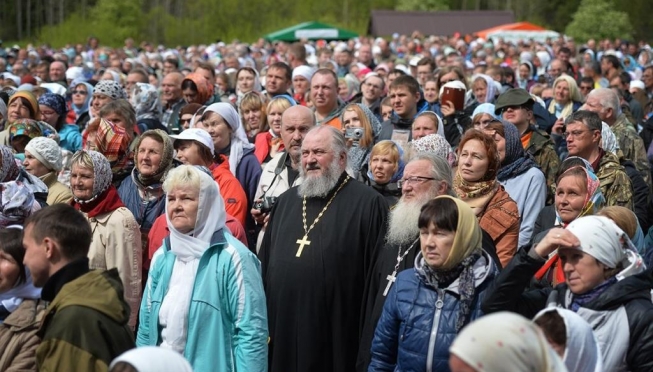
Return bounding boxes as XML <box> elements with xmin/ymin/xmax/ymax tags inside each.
<box><xmin>360</xmin><ymin>140</ymin><xmax>404</xmax><ymax>206</ymax></box>
<box><xmin>340</xmin><ymin>103</ymin><xmax>382</xmax><ymax>178</ymax></box>
<box><xmin>254</xmin><ymin>95</ymin><xmax>294</xmax><ymax>164</ymax></box>
<box><xmin>546</xmin><ymin>75</ymin><xmax>583</xmax><ymax>119</ymax></box>
<box><xmin>239</xmin><ymin>92</ymin><xmax>268</xmax><ymax>141</ymax></box>
<box><xmin>598</xmin><ymin>206</ymin><xmax>646</xmax><ymax>252</ymax></box>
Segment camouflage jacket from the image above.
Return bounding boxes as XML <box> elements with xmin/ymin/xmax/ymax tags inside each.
<box><xmin>525</xmin><ymin>126</ymin><xmax>560</xmax><ymax>205</ymax></box>
<box><xmin>596</xmin><ymin>151</ymin><xmax>634</xmax><ymax>210</ymax></box>
<box><xmin>611</xmin><ymin>114</ymin><xmax>651</xmax><ymax>189</ymax></box>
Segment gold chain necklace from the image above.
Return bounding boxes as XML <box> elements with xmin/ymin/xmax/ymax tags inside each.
<box><xmin>295</xmin><ymin>175</ymin><xmax>350</xmax><ymax>257</ymax></box>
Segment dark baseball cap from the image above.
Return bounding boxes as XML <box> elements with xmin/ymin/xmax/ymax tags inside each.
<box><xmin>494</xmin><ymin>88</ymin><xmax>535</xmax><ymax>115</ymax></box>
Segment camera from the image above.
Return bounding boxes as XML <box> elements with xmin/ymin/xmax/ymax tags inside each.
<box><xmin>253</xmin><ymin>196</ymin><xmax>278</xmax><ymax>213</ymax></box>
<box><xmin>345</xmin><ymin>127</ymin><xmax>364</xmax><ymax>140</ymax></box>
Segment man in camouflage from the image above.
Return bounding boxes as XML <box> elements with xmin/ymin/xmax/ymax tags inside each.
<box><xmin>565</xmin><ymin>110</ymin><xmax>633</xmax><ymax>209</ymax></box>
<box><xmin>495</xmin><ymin>88</ymin><xmax>560</xmax><ymax>204</ymax></box>
<box><xmin>585</xmin><ymin>88</ymin><xmax>651</xmax><ymax>189</ymax></box>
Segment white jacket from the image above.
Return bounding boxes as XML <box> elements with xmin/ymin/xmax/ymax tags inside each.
<box><xmin>255</xmin><ymin>152</ymin><xmax>303</xmax><ymax>251</ymax></box>
<box><xmin>85</xmin><ymin>207</ymin><xmax>142</xmax><ymax>329</ymax></box>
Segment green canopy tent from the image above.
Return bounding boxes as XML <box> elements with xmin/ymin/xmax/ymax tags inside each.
<box><xmin>264</xmin><ymin>21</ymin><xmax>359</xmax><ymax>41</ymax></box>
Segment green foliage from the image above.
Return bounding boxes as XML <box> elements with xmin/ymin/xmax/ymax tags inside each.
<box><xmin>565</xmin><ymin>0</ymin><xmax>633</xmax><ymax>42</ymax></box>
<box><xmin>395</xmin><ymin>0</ymin><xmax>450</xmax><ymax>11</ymax></box>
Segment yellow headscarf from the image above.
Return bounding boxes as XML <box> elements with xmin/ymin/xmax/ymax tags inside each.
<box><xmin>435</xmin><ymin>195</ymin><xmax>483</xmax><ymax>270</ymax></box>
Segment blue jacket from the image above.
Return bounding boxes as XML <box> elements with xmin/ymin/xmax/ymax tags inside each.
<box><xmin>369</xmin><ymin>252</ymin><xmax>497</xmax><ymax>372</ymax></box>
<box><xmin>117</xmin><ymin>172</ymin><xmax>166</xmax><ymax>231</ymax></box>
<box><xmin>58</xmin><ymin>124</ymin><xmax>82</xmax><ymax>153</ymax></box>
<box><xmin>136</xmin><ymin>229</ymin><xmax>269</xmax><ymax>372</ymax></box>
<box><xmin>236</xmin><ymin>147</ymin><xmax>262</xmax><ymax>208</ymax></box>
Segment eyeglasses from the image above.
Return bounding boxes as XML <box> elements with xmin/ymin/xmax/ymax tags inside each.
<box><xmin>473</xmin><ymin>119</ymin><xmax>493</xmax><ymax>128</ymax></box>
<box><xmin>398</xmin><ymin>176</ymin><xmax>436</xmax><ymax>188</ymax></box>
<box><xmin>562</xmin><ymin>130</ymin><xmax>590</xmax><ymax>139</ymax></box>
<box><xmin>72</xmin><ymin>90</ymin><xmax>88</xmax><ymax>95</ymax></box>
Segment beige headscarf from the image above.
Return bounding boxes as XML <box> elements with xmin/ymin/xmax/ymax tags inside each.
<box><xmin>548</xmin><ymin>75</ymin><xmax>582</xmax><ymax>118</ymax></box>
<box><xmin>450</xmin><ymin>312</ymin><xmax>568</xmax><ymax>372</ymax></box>
<box><xmin>436</xmin><ymin>195</ymin><xmax>482</xmax><ymax>270</ymax></box>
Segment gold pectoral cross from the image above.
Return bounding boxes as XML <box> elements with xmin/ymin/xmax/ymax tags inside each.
<box><xmin>296</xmin><ymin>235</ymin><xmax>311</xmax><ymax>257</ymax></box>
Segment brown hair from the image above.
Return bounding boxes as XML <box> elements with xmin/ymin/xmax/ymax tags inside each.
<box><xmin>457</xmin><ymin>129</ymin><xmax>500</xmax><ymax>180</ymax></box>
<box><xmin>534</xmin><ymin>311</ymin><xmax>567</xmax><ymax>350</ymax></box>
<box><xmin>342</xmin><ymin>104</ymin><xmax>374</xmax><ymax>148</ymax></box>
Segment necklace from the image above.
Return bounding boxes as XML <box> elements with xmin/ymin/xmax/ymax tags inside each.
<box><xmin>295</xmin><ymin>175</ymin><xmax>350</xmax><ymax>257</ymax></box>
<box><xmin>383</xmin><ymin>237</ymin><xmax>419</xmax><ymax>296</ymax></box>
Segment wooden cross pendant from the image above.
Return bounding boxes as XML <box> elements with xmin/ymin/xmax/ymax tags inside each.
<box><xmin>383</xmin><ymin>272</ymin><xmax>397</xmax><ymax>296</ymax></box>
<box><xmin>296</xmin><ymin>235</ymin><xmax>311</xmax><ymax>257</ymax></box>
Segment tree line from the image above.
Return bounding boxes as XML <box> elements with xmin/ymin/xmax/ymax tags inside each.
<box><xmin>2</xmin><ymin>0</ymin><xmax>649</xmax><ymax>47</ymax></box>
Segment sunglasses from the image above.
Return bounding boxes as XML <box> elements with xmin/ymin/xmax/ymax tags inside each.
<box><xmin>72</xmin><ymin>90</ymin><xmax>88</xmax><ymax>95</ymax></box>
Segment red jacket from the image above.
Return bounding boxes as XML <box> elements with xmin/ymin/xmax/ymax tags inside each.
<box><xmin>211</xmin><ymin>155</ymin><xmax>248</xmax><ymax>226</ymax></box>
<box><xmin>254</xmin><ymin>131</ymin><xmax>284</xmax><ymax>164</ymax></box>
<box><xmin>147</xmin><ymin>213</ymin><xmax>247</xmax><ymax>261</ymax></box>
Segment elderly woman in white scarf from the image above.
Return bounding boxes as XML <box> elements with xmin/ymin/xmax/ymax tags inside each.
<box><xmin>449</xmin><ymin>312</ymin><xmax>567</xmax><ymax>372</ymax></box>
<box><xmin>482</xmin><ymin>215</ymin><xmax>653</xmax><ymax>372</ymax></box>
<box><xmin>137</xmin><ymin>165</ymin><xmax>267</xmax><ymax>372</ymax></box>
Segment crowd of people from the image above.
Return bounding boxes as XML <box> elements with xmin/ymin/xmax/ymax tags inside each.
<box><xmin>0</xmin><ymin>31</ymin><xmax>652</xmax><ymax>372</ymax></box>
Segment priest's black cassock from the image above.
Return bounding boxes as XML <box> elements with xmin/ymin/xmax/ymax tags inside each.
<box><xmin>356</xmin><ymin>230</ymin><xmax>501</xmax><ymax>372</ymax></box>
<box><xmin>259</xmin><ymin>173</ymin><xmax>388</xmax><ymax>372</ymax></box>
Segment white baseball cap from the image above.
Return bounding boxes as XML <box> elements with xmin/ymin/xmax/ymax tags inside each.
<box><xmin>170</xmin><ymin>128</ymin><xmax>215</xmax><ymax>155</ymax></box>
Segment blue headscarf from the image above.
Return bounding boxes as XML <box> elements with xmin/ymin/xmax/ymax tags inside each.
<box><xmin>38</xmin><ymin>93</ymin><xmax>67</xmax><ymax>118</ymax></box>
<box><xmin>71</xmin><ymin>82</ymin><xmax>93</xmax><ymax>117</ymax></box>
<box><xmin>497</xmin><ymin>120</ymin><xmax>539</xmax><ymax>182</ymax></box>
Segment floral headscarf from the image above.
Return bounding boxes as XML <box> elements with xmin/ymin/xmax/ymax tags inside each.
<box><xmin>72</xmin><ymin>150</ymin><xmax>113</xmax><ymax>203</ymax></box>
<box><xmin>183</xmin><ymin>73</ymin><xmax>214</xmax><ymax>105</ymax></box>
<box><xmin>38</xmin><ymin>93</ymin><xmax>67</xmax><ymax>118</ymax></box>
<box><xmin>411</xmin><ymin>134</ymin><xmax>456</xmax><ymax>167</ymax></box>
<box><xmin>0</xmin><ymin>146</ymin><xmax>20</xmax><ymax>182</ymax></box>
<box><xmin>7</xmin><ymin>119</ymin><xmax>43</xmax><ymax>143</ymax></box>
<box><xmin>0</xmin><ymin>180</ymin><xmax>35</xmax><ymax>228</ymax></box>
<box><xmin>130</xmin><ymin>83</ymin><xmax>162</xmax><ymax>121</ymax></box>
<box><xmin>554</xmin><ymin>165</ymin><xmax>605</xmax><ymax>227</ymax></box>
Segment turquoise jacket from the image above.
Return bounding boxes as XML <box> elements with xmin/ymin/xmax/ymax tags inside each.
<box><xmin>136</xmin><ymin>229</ymin><xmax>268</xmax><ymax>372</ymax></box>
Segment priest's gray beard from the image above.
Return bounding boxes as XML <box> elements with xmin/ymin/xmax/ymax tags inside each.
<box><xmin>386</xmin><ymin>189</ymin><xmax>438</xmax><ymax>246</ymax></box>
<box><xmin>297</xmin><ymin>158</ymin><xmax>343</xmax><ymax>198</ymax></box>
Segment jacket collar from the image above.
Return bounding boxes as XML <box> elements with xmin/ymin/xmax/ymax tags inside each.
<box><xmin>41</xmin><ymin>258</ymin><xmax>90</xmax><ymax>302</ymax></box>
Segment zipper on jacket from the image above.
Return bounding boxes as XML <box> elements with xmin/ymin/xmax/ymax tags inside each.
<box><xmin>426</xmin><ymin>289</ymin><xmax>444</xmax><ymax>372</ymax></box>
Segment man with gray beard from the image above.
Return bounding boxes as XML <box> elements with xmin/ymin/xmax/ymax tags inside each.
<box><xmin>357</xmin><ymin>153</ymin><xmax>455</xmax><ymax>372</ymax></box>
<box><xmin>356</xmin><ymin>154</ymin><xmax>501</xmax><ymax>372</ymax></box>
<box><xmin>259</xmin><ymin>125</ymin><xmax>388</xmax><ymax>372</ymax></box>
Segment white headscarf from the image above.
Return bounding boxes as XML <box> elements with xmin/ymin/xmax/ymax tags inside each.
<box><xmin>160</xmin><ymin>165</ymin><xmax>226</xmax><ymax>353</ymax></box>
<box><xmin>566</xmin><ymin>215</ymin><xmax>645</xmax><ymax>280</ymax></box>
<box><xmin>534</xmin><ymin>308</ymin><xmax>603</xmax><ymax>372</ymax></box>
<box><xmin>204</xmin><ymin>102</ymin><xmax>254</xmax><ymax>174</ymax></box>
<box><xmin>449</xmin><ymin>312</ymin><xmax>568</xmax><ymax>372</ymax></box>
<box><xmin>600</xmin><ymin>122</ymin><xmax>619</xmax><ymax>153</ymax></box>
<box><xmin>471</xmin><ymin>74</ymin><xmax>499</xmax><ymax>104</ymax></box>
<box><xmin>109</xmin><ymin>346</ymin><xmax>193</xmax><ymax>372</ymax></box>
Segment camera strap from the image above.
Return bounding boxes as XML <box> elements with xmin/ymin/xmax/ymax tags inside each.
<box><xmin>261</xmin><ymin>152</ymin><xmax>288</xmax><ymax>199</ymax></box>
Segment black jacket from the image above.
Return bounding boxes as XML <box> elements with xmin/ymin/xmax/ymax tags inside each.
<box><xmin>622</xmin><ymin>159</ymin><xmax>651</xmax><ymax>231</ymax></box>
<box><xmin>482</xmin><ymin>248</ymin><xmax>653</xmax><ymax>372</ymax></box>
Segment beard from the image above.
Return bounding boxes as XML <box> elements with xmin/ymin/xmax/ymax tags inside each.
<box><xmin>386</xmin><ymin>188</ymin><xmax>439</xmax><ymax>246</ymax></box>
<box><xmin>297</xmin><ymin>157</ymin><xmax>343</xmax><ymax>198</ymax></box>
